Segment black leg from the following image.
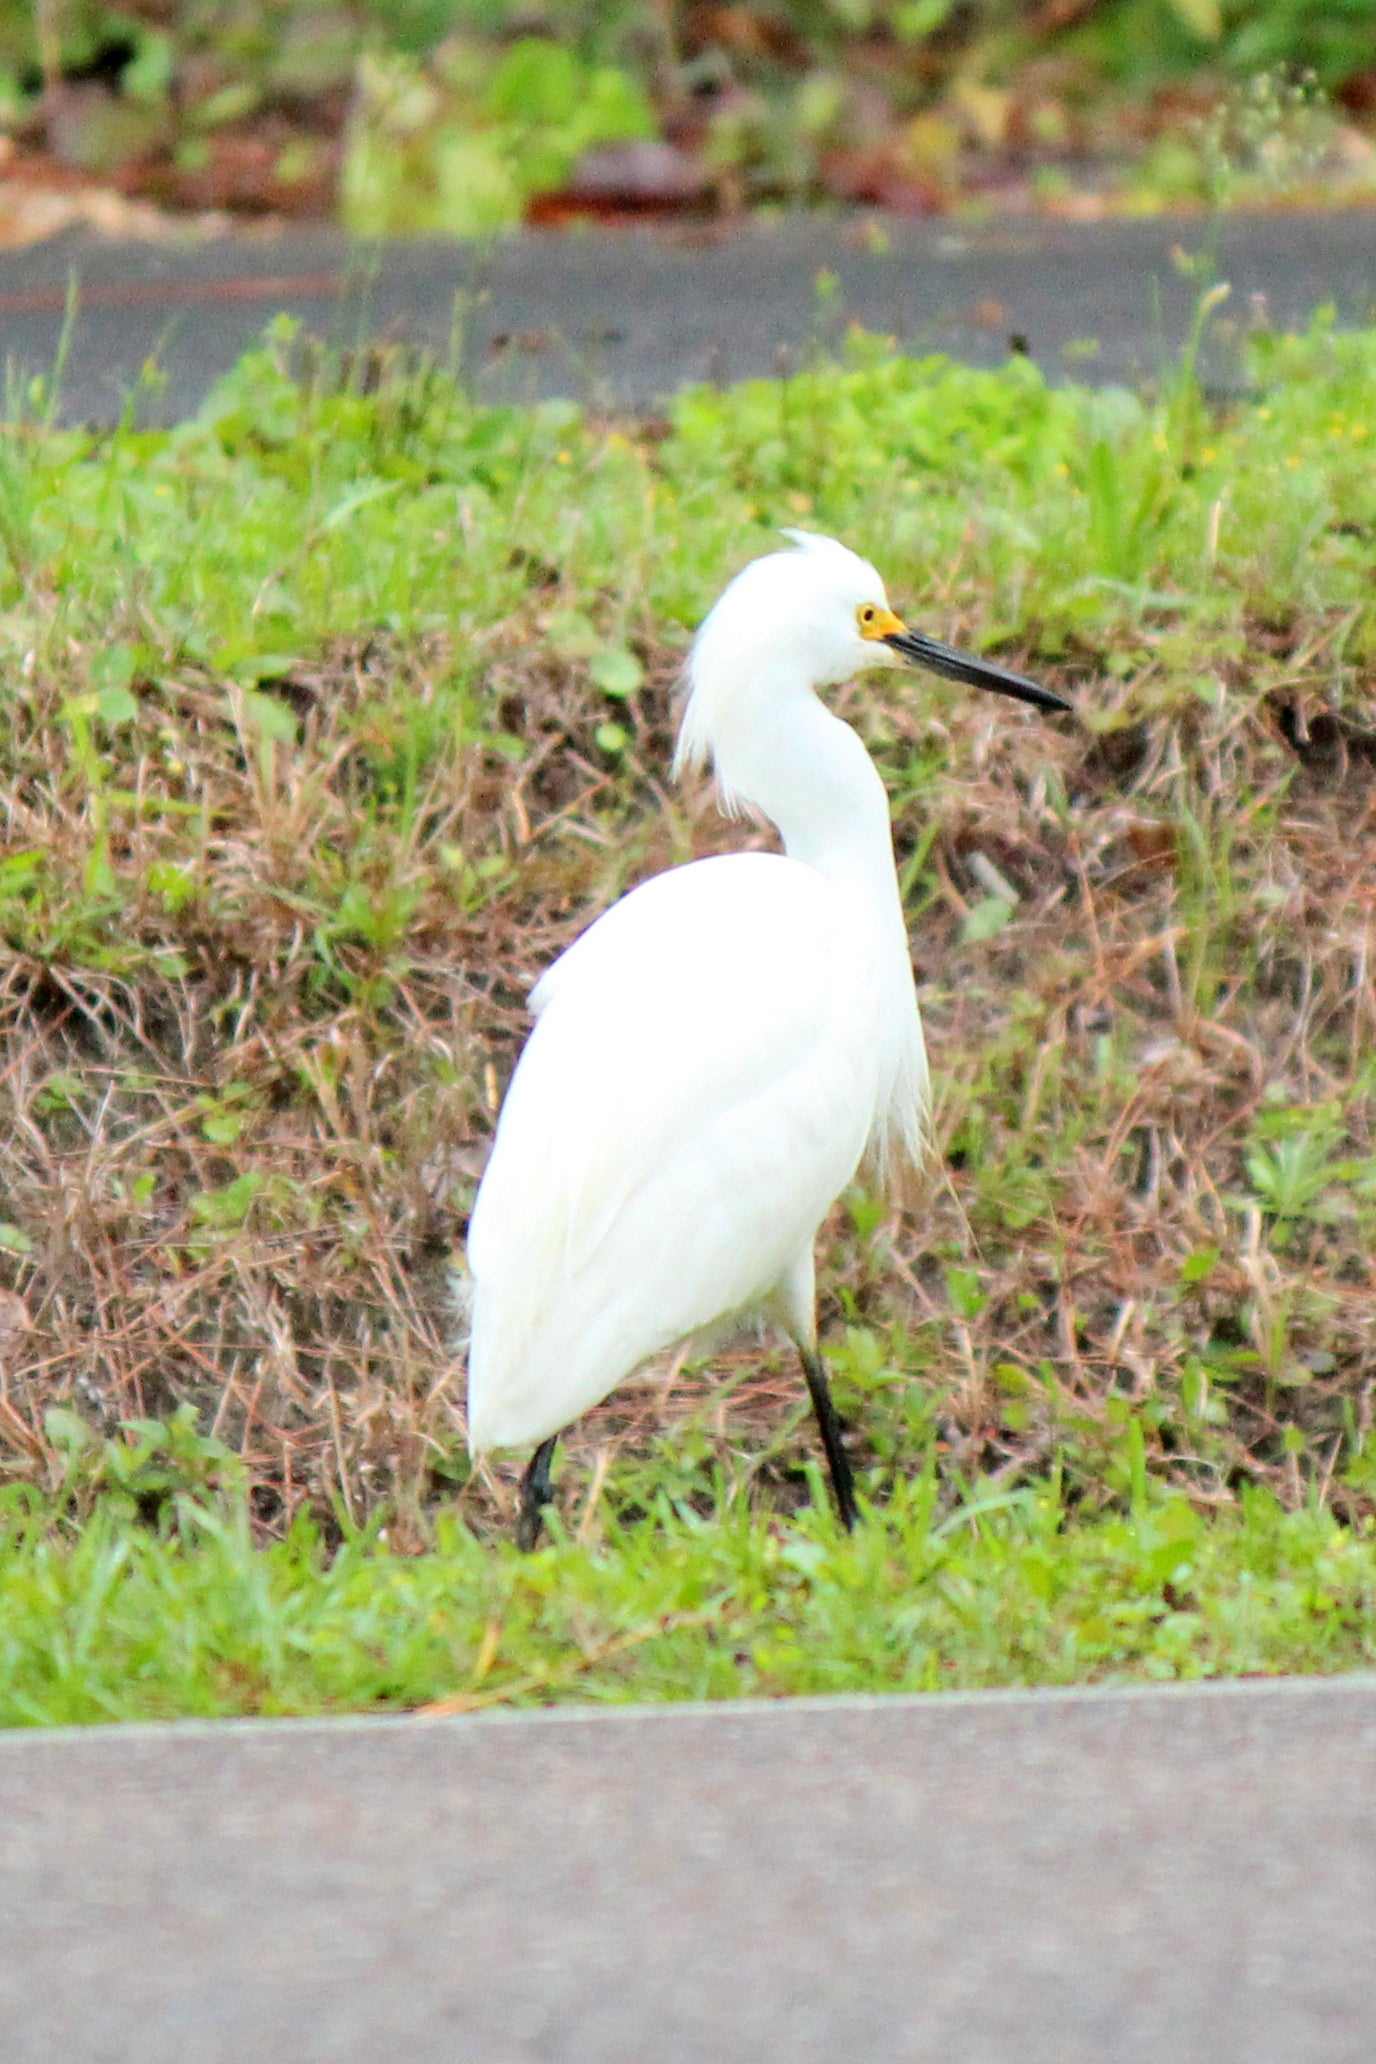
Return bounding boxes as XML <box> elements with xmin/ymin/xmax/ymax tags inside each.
<box><xmin>516</xmin><ymin>1434</ymin><xmax>559</xmax><ymax>1552</ymax></box>
<box><xmin>799</xmin><ymin>1346</ymin><xmax>858</xmax><ymax>1531</ymax></box>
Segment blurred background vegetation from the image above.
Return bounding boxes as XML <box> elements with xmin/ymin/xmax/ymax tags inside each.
<box><xmin>0</xmin><ymin>2</ymin><xmax>1373</xmax><ymax>235</ymax></box>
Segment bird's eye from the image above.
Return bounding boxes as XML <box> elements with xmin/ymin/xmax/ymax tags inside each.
<box><xmin>858</xmin><ymin>604</ymin><xmax>877</xmax><ymax>627</ymax></box>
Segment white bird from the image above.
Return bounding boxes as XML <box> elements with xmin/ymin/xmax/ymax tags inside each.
<box><xmin>466</xmin><ymin>531</ymin><xmax>1068</xmax><ymax>1547</ymax></box>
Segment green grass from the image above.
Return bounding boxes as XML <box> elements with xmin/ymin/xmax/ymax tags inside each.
<box><xmin>3</xmin><ymin>1476</ymin><xmax>1374</xmax><ymax>1726</ymax></box>
<box><xmin>4</xmin><ymin>293</ymin><xmax>1376</xmax><ymax>1719</ymax></box>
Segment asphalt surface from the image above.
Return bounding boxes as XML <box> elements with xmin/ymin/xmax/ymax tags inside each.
<box><xmin>0</xmin><ymin>204</ymin><xmax>1372</xmax><ymax>423</ymax></box>
<box><xmin>4</xmin><ymin>1674</ymin><xmax>1376</xmax><ymax>2062</ymax></box>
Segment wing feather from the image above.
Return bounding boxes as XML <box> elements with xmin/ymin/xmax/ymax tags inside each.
<box><xmin>467</xmin><ymin>851</ymin><xmax>884</xmax><ymax>1449</ymax></box>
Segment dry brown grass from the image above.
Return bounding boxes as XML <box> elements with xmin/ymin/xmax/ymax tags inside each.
<box><xmin>2</xmin><ymin>578</ymin><xmax>1373</xmax><ymax>1544</ymax></box>
<box><xmin>0</xmin><ymin>627</ymin><xmax>747</xmax><ymax>1538</ymax></box>
<box><xmin>884</xmin><ymin>658</ymin><xmax>1376</xmax><ymax>1517</ymax></box>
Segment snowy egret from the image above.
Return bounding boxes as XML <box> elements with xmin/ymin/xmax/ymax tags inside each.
<box><xmin>467</xmin><ymin>531</ymin><xmax>1069</xmax><ymax>1547</ymax></box>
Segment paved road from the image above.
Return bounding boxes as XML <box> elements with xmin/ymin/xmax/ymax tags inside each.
<box><xmin>3</xmin><ymin>1674</ymin><xmax>1375</xmax><ymax>2062</ymax></box>
<box><xmin>0</xmin><ymin>205</ymin><xmax>1372</xmax><ymax>423</ymax></box>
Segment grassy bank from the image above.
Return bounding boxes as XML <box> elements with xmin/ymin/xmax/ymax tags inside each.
<box><xmin>2</xmin><ymin>294</ymin><xmax>1376</xmax><ymax>1715</ymax></box>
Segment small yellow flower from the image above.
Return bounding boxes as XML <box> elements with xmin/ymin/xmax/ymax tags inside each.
<box><xmin>1353</xmin><ymin>424</ymin><xmax>1369</xmax><ymax>441</ymax></box>
<box><xmin>1287</xmin><ymin>453</ymin><xmax>1302</xmax><ymax>468</ymax></box>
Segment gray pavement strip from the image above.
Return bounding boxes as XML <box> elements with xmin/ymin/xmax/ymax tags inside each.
<box><xmin>2</xmin><ymin>1672</ymin><xmax>1375</xmax><ymax>2062</ymax></box>
<box><xmin>0</xmin><ymin>205</ymin><xmax>1372</xmax><ymax>425</ymax></box>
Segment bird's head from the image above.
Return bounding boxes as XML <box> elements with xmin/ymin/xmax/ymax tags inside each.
<box><xmin>776</xmin><ymin>530</ymin><xmax>1074</xmax><ymax>707</ymax></box>
<box><xmin>675</xmin><ymin>531</ymin><xmax>1069</xmax><ymax>790</ymax></box>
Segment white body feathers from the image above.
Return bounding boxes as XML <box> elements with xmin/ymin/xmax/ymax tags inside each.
<box><xmin>466</xmin><ymin>534</ymin><xmax>929</xmax><ymax>1454</ymax></box>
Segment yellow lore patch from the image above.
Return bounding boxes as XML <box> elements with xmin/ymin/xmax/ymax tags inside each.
<box><xmin>857</xmin><ymin>604</ymin><xmax>907</xmax><ymax>640</ymax></box>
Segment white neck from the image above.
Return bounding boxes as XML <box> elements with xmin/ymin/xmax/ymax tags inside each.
<box><xmin>683</xmin><ymin>664</ymin><xmax>928</xmax><ymax>1180</ymax></box>
<box><xmin>708</xmin><ymin>673</ymin><xmax>901</xmax><ymax>911</ymax></box>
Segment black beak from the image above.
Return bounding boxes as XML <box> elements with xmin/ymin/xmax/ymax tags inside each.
<box><xmin>884</xmin><ymin>627</ymin><xmax>1071</xmax><ymax>715</ymax></box>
